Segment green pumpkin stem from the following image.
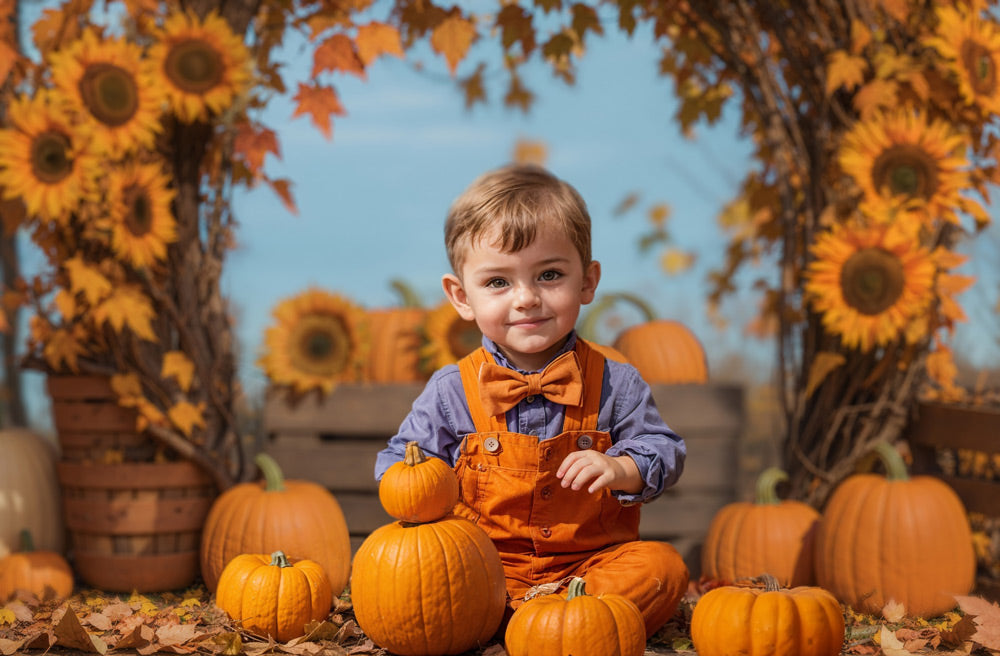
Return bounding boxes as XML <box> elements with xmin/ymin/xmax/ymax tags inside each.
<box><xmin>389</xmin><ymin>278</ymin><xmax>423</xmax><ymax>308</ymax></box>
<box><xmin>269</xmin><ymin>551</ymin><xmax>292</xmax><ymax>567</ymax></box>
<box><xmin>565</xmin><ymin>577</ymin><xmax>589</xmax><ymax>600</ymax></box>
<box><xmin>19</xmin><ymin>529</ymin><xmax>34</xmax><ymax>553</ymax></box>
<box><xmin>403</xmin><ymin>441</ymin><xmax>428</xmax><ymax>467</ymax></box>
<box><xmin>859</xmin><ymin>441</ymin><xmax>910</xmax><ymax>482</ymax></box>
<box><xmin>754</xmin><ymin>467</ymin><xmax>789</xmax><ymax>505</ymax></box>
<box><xmin>255</xmin><ymin>452</ymin><xmax>286</xmax><ymax>492</ymax></box>
<box><xmin>577</xmin><ymin>292</ymin><xmax>657</xmax><ymax>341</ymax></box>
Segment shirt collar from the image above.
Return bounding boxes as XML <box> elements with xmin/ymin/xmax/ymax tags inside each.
<box><xmin>482</xmin><ymin>332</ymin><xmax>578</xmax><ymax>373</ymax></box>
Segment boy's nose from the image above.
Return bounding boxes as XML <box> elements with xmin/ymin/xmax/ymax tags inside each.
<box><xmin>513</xmin><ymin>284</ymin><xmax>541</xmax><ymax>307</ymax></box>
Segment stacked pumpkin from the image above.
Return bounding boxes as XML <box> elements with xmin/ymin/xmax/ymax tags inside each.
<box><xmin>351</xmin><ymin>441</ymin><xmax>506</xmax><ymax>656</ymax></box>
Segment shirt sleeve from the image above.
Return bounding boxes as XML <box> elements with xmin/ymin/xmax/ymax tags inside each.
<box><xmin>602</xmin><ymin>361</ymin><xmax>686</xmax><ymax>504</ymax></box>
<box><xmin>373</xmin><ymin>364</ymin><xmax>470</xmax><ymax>481</ymax></box>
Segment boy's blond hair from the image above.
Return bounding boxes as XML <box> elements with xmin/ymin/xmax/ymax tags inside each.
<box><xmin>444</xmin><ymin>163</ymin><xmax>592</xmax><ymax>275</ymax></box>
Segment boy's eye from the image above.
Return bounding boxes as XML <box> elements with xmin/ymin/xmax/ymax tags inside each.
<box><xmin>539</xmin><ymin>270</ymin><xmax>561</xmax><ymax>281</ymax></box>
<box><xmin>486</xmin><ymin>278</ymin><xmax>508</xmax><ymax>289</ymax></box>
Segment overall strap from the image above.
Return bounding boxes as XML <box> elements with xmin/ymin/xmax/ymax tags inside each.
<box><xmin>458</xmin><ymin>347</ymin><xmax>507</xmax><ymax>433</ymax></box>
<box><xmin>562</xmin><ymin>338</ymin><xmax>604</xmax><ymax>433</ymax></box>
<box><xmin>457</xmin><ymin>340</ymin><xmax>606</xmax><ymax>434</ymax></box>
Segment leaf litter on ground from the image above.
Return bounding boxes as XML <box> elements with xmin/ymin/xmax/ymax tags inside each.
<box><xmin>0</xmin><ymin>577</ymin><xmax>998</xmax><ymax>655</ymax></box>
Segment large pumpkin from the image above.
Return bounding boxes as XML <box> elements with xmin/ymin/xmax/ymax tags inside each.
<box><xmin>363</xmin><ymin>306</ymin><xmax>428</xmax><ymax>382</ymax></box>
<box><xmin>199</xmin><ymin>453</ymin><xmax>351</xmax><ymax>594</ymax></box>
<box><xmin>701</xmin><ymin>467</ymin><xmax>819</xmax><ymax>587</ymax></box>
<box><xmin>0</xmin><ymin>429</ymin><xmax>64</xmax><ymax>558</ymax></box>
<box><xmin>815</xmin><ymin>441</ymin><xmax>975</xmax><ymax>618</ymax></box>
<box><xmin>690</xmin><ymin>574</ymin><xmax>845</xmax><ymax>656</ymax></box>
<box><xmin>378</xmin><ymin>441</ymin><xmax>459</xmax><ymax>523</ymax></box>
<box><xmin>504</xmin><ymin>577</ymin><xmax>645</xmax><ymax>656</ymax></box>
<box><xmin>579</xmin><ymin>292</ymin><xmax>707</xmax><ymax>384</ymax></box>
<box><xmin>215</xmin><ymin>550</ymin><xmax>332</xmax><ymax>642</ymax></box>
<box><xmin>0</xmin><ymin>530</ymin><xmax>74</xmax><ymax>602</ymax></box>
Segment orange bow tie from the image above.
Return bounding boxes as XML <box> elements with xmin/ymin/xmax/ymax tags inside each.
<box><xmin>478</xmin><ymin>350</ymin><xmax>584</xmax><ymax>416</ymax></box>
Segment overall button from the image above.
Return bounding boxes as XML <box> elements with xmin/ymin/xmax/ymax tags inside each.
<box><xmin>539</xmin><ymin>527</ymin><xmax>552</xmax><ymax>538</ymax></box>
<box><xmin>540</xmin><ymin>485</ymin><xmax>552</xmax><ymax>499</ymax></box>
<box><xmin>542</xmin><ymin>447</ymin><xmax>552</xmax><ymax>461</ymax></box>
<box><xmin>525</xmin><ymin>395</ymin><xmax>536</xmax><ymax>403</ymax></box>
<box><xmin>484</xmin><ymin>437</ymin><xmax>501</xmax><ymax>453</ymax></box>
<box><xmin>577</xmin><ymin>434</ymin><xmax>593</xmax><ymax>450</ymax></box>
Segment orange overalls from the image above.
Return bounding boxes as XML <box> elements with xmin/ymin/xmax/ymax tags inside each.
<box><xmin>453</xmin><ymin>339</ymin><xmax>689</xmax><ymax>638</ymax></box>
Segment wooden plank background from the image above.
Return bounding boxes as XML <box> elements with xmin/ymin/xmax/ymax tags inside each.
<box><xmin>263</xmin><ymin>382</ymin><xmax>744</xmax><ymax>576</ymax></box>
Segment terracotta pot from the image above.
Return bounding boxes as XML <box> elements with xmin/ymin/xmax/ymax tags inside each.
<box><xmin>57</xmin><ymin>460</ymin><xmax>216</xmax><ymax>592</ymax></box>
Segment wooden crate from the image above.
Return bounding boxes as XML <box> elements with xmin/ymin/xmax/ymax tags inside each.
<box><xmin>907</xmin><ymin>401</ymin><xmax>1000</xmax><ymax>600</ymax></box>
<box><xmin>263</xmin><ymin>382</ymin><xmax>744</xmax><ymax>576</ymax></box>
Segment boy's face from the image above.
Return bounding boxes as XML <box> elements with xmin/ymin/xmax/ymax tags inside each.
<box><xmin>442</xmin><ymin>226</ymin><xmax>600</xmax><ymax>372</ymax></box>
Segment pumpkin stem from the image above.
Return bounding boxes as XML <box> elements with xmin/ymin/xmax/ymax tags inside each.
<box><xmin>577</xmin><ymin>292</ymin><xmax>657</xmax><ymax>341</ymax></box>
<box><xmin>754</xmin><ymin>467</ymin><xmax>789</xmax><ymax>505</ymax></box>
<box><xmin>403</xmin><ymin>441</ymin><xmax>428</xmax><ymax>467</ymax></box>
<box><xmin>255</xmin><ymin>452</ymin><xmax>286</xmax><ymax>492</ymax></box>
<box><xmin>269</xmin><ymin>551</ymin><xmax>292</xmax><ymax>567</ymax></box>
<box><xmin>565</xmin><ymin>577</ymin><xmax>589</xmax><ymax>600</ymax></box>
<box><xmin>859</xmin><ymin>441</ymin><xmax>910</xmax><ymax>482</ymax></box>
<box><xmin>19</xmin><ymin>529</ymin><xmax>34</xmax><ymax>553</ymax></box>
<box><xmin>389</xmin><ymin>278</ymin><xmax>423</xmax><ymax>308</ymax></box>
<box><xmin>760</xmin><ymin>573</ymin><xmax>781</xmax><ymax>592</ymax></box>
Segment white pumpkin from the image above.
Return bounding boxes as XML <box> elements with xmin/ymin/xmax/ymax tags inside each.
<box><xmin>0</xmin><ymin>429</ymin><xmax>64</xmax><ymax>557</ymax></box>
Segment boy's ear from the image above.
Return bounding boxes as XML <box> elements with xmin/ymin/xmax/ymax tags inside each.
<box><xmin>581</xmin><ymin>260</ymin><xmax>601</xmax><ymax>304</ymax></box>
<box><xmin>442</xmin><ymin>273</ymin><xmax>476</xmax><ymax>321</ymax></box>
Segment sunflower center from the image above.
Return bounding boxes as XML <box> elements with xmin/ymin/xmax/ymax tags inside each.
<box><xmin>447</xmin><ymin>318</ymin><xmax>481</xmax><ymax>360</ymax></box>
<box><xmin>30</xmin><ymin>131</ymin><xmax>73</xmax><ymax>185</ymax></box>
<box><xmin>960</xmin><ymin>39</ymin><xmax>997</xmax><ymax>96</ymax></box>
<box><xmin>290</xmin><ymin>316</ymin><xmax>351</xmax><ymax>377</ymax></box>
<box><xmin>78</xmin><ymin>63</ymin><xmax>139</xmax><ymax>127</ymax></box>
<box><xmin>839</xmin><ymin>247</ymin><xmax>906</xmax><ymax>316</ymax></box>
<box><xmin>871</xmin><ymin>144</ymin><xmax>939</xmax><ymax>201</ymax></box>
<box><xmin>123</xmin><ymin>184</ymin><xmax>152</xmax><ymax>236</ymax></box>
<box><xmin>164</xmin><ymin>39</ymin><xmax>223</xmax><ymax>94</ymax></box>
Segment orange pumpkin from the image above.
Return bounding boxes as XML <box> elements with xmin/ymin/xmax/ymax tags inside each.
<box><xmin>701</xmin><ymin>467</ymin><xmax>819</xmax><ymax>587</ymax></box>
<box><xmin>215</xmin><ymin>550</ymin><xmax>332</xmax><ymax>642</ymax></box>
<box><xmin>378</xmin><ymin>441</ymin><xmax>459</xmax><ymax>523</ymax></box>
<box><xmin>579</xmin><ymin>292</ymin><xmax>707</xmax><ymax>383</ymax></box>
<box><xmin>815</xmin><ymin>441</ymin><xmax>975</xmax><ymax>618</ymax></box>
<box><xmin>504</xmin><ymin>577</ymin><xmax>646</xmax><ymax>656</ymax></box>
<box><xmin>199</xmin><ymin>453</ymin><xmax>351</xmax><ymax>594</ymax></box>
<box><xmin>0</xmin><ymin>530</ymin><xmax>73</xmax><ymax>602</ymax></box>
<box><xmin>364</xmin><ymin>306</ymin><xmax>428</xmax><ymax>382</ymax></box>
<box><xmin>690</xmin><ymin>574</ymin><xmax>844</xmax><ymax>656</ymax></box>
<box><xmin>0</xmin><ymin>429</ymin><xmax>64</xmax><ymax>558</ymax></box>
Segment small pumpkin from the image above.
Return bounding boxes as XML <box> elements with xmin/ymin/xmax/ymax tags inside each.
<box><xmin>379</xmin><ymin>441</ymin><xmax>459</xmax><ymax>522</ymax></box>
<box><xmin>504</xmin><ymin>576</ymin><xmax>646</xmax><ymax>656</ymax></box>
<box><xmin>0</xmin><ymin>429</ymin><xmax>64</xmax><ymax>558</ymax></box>
<box><xmin>215</xmin><ymin>550</ymin><xmax>332</xmax><ymax>643</ymax></box>
<box><xmin>351</xmin><ymin>515</ymin><xmax>507</xmax><ymax>656</ymax></box>
<box><xmin>690</xmin><ymin>574</ymin><xmax>845</xmax><ymax>656</ymax></box>
<box><xmin>815</xmin><ymin>441</ymin><xmax>975</xmax><ymax>618</ymax></box>
<box><xmin>579</xmin><ymin>292</ymin><xmax>707</xmax><ymax>384</ymax></box>
<box><xmin>199</xmin><ymin>452</ymin><xmax>351</xmax><ymax>594</ymax></box>
<box><xmin>0</xmin><ymin>529</ymin><xmax>74</xmax><ymax>602</ymax></box>
<box><xmin>701</xmin><ymin>467</ymin><xmax>820</xmax><ymax>587</ymax></box>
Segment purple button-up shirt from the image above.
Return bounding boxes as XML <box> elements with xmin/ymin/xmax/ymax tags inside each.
<box><xmin>373</xmin><ymin>333</ymin><xmax>686</xmax><ymax>504</ymax></box>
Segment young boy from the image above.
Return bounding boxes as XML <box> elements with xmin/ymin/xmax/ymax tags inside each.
<box><xmin>374</xmin><ymin>163</ymin><xmax>689</xmax><ymax>638</ymax></box>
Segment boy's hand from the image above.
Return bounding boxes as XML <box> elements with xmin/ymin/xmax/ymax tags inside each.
<box><xmin>556</xmin><ymin>450</ymin><xmax>643</xmax><ymax>494</ymax></box>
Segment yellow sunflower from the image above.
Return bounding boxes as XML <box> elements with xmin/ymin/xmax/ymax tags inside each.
<box><xmin>837</xmin><ymin>109</ymin><xmax>971</xmax><ymax>225</ymax></box>
<box><xmin>148</xmin><ymin>10</ymin><xmax>251</xmax><ymax>123</ymax></box>
<box><xmin>926</xmin><ymin>3</ymin><xmax>1000</xmax><ymax>115</ymax></box>
<box><xmin>803</xmin><ymin>221</ymin><xmax>936</xmax><ymax>352</ymax></box>
<box><xmin>420</xmin><ymin>300</ymin><xmax>483</xmax><ymax>372</ymax></box>
<box><xmin>258</xmin><ymin>289</ymin><xmax>369</xmax><ymax>395</ymax></box>
<box><xmin>49</xmin><ymin>28</ymin><xmax>164</xmax><ymax>157</ymax></box>
<box><xmin>108</xmin><ymin>163</ymin><xmax>177</xmax><ymax>269</ymax></box>
<box><xmin>0</xmin><ymin>90</ymin><xmax>97</xmax><ymax>223</ymax></box>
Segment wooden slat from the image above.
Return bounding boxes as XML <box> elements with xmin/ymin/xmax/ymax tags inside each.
<box><xmin>62</xmin><ymin>497</ymin><xmax>213</xmax><ymax>534</ymax></box>
<box><xmin>639</xmin><ymin>490</ymin><xmax>733</xmax><ymax>538</ymax></box>
<box><xmin>650</xmin><ymin>384</ymin><xmax>744</xmax><ymax>433</ymax></box>
<box><xmin>938</xmin><ymin>476</ymin><xmax>1000</xmax><ymax>516</ymax></box>
<box><xmin>337</xmin><ymin>492</ymin><xmax>393</xmax><ymax>536</ymax></box>
<box><xmin>57</xmin><ymin>462</ymin><xmax>215</xmax><ymax>489</ymax></box>
<box><xmin>908</xmin><ymin>402</ymin><xmax>1000</xmax><ymax>453</ymax></box>
<box><xmin>263</xmin><ymin>384</ymin><xmax>425</xmax><ymax>436</ymax></box>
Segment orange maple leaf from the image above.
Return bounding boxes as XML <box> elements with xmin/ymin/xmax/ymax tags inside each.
<box><xmin>825</xmin><ymin>50</ymin><xmax>867</xmax><ymax>95</ymax></box>
<box><xmin>94</xmin><ymin>286</ymin><xmax>156</xmax><ymax>341</ymax></box>
<box><xmin>292</xmin><ymin>82</ymin><xmax>346</xmax><ymax>140</ymax></box>
<box><xmin>64</xmin><ymin>256</ymin><xmax>111</xmax><ymax>306</ymax></box>
<box><xmin>43</xmin><ymin>328</ymin><xmax>87</xmax><ymax>372</ymax></box>
<box><xmin>312</xmin><ymin>33</ymin><xmax>365</xmax><ymax>78</ymax></box>
<box><xmin>355</xmin><ymin>22</ymin><xmax>404</xmax><ymax>66</ymax></box>
<box><xmin>431</xmin><ymin>14</ymin><xmax>476</xmax><ymax>75</ymax></box>
<box><xmin>853</xmin><ymin>78</ymin><xmax>898</xmax><ymax>120</ymax></box>
<box><xmin>234</xmin><ymin>122</ymin><xmax>280</xmax><ymax>175</ymax></box>
<box><xmin>162</xmin><ymin>351</ymin><xmax>195</xmax><ymax>392</ymax></box>
<box><xmin>167</xmin><ymin>401</ymin><xmax>205</xmax><ymax>437</ymax></box>
<box><xmin>265</xmin><ymin>175</ymin><xmax>298</xmax><ymax>216</ymax></box>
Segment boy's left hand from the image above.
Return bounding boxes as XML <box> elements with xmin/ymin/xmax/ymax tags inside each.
<box><xmin>556</xmin><ymin>450</ymin><xmax>643</xmax><ymax>494</ymax></box>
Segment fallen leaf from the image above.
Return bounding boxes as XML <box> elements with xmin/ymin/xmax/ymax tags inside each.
<box><xmin>53</xmin><ymin>606</ymin><xmax>108</xmax><ymax>654</ymax></box>
<box><xmin>879</xmin><ymin>625</ymin><xmax>911</xmax><ymax>656</ymax></box>
<box><xmin>882</xmin><ymin>599</ymin><xmax>906</xmax><ymax>623</ymax></box>
<box><xmin>212</xmin><ymin>632</ymin><xmax>242</xmax><ymax>656</ymax></box>
<box><xmin>0</xmin><ymin>609</ymin><xmax>14</xmax><ymax>626</ymax></box>
<box><xmin>155</xmin><ymin>622</ymin><xmax>198</xmax><ymax>647</ymax></box>
<box><xmin>0</xmin><ymin>637</ymin><xmax>24</xmax><ymax>656</ymax></box>
<box><xmin>83</xmin><ymin>612</ymin><xmax>112</xmax><ymax>631</ymax></box>
<box><xmin>114</xmin><ymin>623</ymin><xmax>154</xmax><ymax>650</ymax></box>
<box><xmin>941</xmin><ymin>614</ymin><xmax>978</xmax><ymax>648</ymax></box>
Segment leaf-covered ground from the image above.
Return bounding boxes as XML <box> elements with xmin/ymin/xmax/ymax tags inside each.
<box><xmin>2</xmin><ymin>579</ymin><xmax>999</xmax><ymax>656</ymax></box>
